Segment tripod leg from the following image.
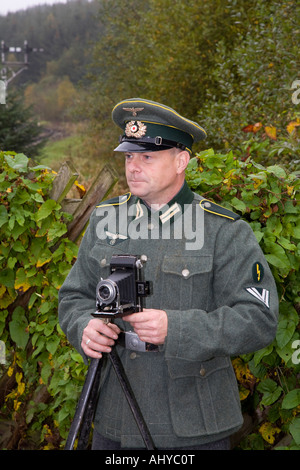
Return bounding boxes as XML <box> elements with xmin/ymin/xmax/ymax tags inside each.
<box><xmin>108</xmin><ymin>348</ymin><xmax>156</xmax><ymax>450</ymax></box>
<box><xmin>76</xmin><ymin>356</ymin><xmax>104</xmax><ymax>450</ymax></box>
<box><xmin>65</xmin><ymin>358</ymin><xmax>103</xmax><ymax>450</ymax></box>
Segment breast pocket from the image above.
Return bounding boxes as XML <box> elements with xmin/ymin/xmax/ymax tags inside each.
<box><xmin>90</xmin><ymin>241</ymin><xmax>130</xmax><ymax>284</ymax></box>
<box><xmin>161</xmin><ymin>255</ymin><xmax>213</xmax><ymax>310</ymax></box>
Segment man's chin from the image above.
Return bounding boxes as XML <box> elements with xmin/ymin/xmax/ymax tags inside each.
<box><xmin>128</xmin><ymin>181</ymin><xmax>147</xmax><ymax>195</ymax></box>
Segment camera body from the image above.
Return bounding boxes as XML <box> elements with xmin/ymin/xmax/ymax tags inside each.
<box><xmin>93</xmin><ymin>254</ymin><xmax>151</xmax><ymax>319</ymax></box>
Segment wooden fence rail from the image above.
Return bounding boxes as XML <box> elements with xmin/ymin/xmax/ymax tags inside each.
<box><xmin>50</xmin><ymin>160</ymin><xmax>118</xmax><ymax>241</ymax></box>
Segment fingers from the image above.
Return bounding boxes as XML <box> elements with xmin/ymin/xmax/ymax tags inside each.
<box><xmin>123</xmin><ymin>309</ymin><xmax>168</xmax><ymax>345</ymax></box>
<box><xmin>81</xmin><ymin>319</ymin><xmax>120</xmax><ymax>358</ymax></box>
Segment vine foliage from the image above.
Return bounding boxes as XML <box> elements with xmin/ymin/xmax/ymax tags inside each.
<box><xmin>0</xmin><ymin>151</ymin><xmax>86</xmax><ymax>449</ymax></box>
<box><xmin>186</xmin><ymin>137</ymin><xmax>300</xmax><ymax>449</ymax></box>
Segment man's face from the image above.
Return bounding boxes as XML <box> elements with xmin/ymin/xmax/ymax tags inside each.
<box><xmin>124</xmin><ymin>148</ymin><xmax>189</xmax><ymax>207</ymax></box>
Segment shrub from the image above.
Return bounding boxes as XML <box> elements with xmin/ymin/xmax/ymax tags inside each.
<box><xmin>0</xmin><ymin>151</ymin><xmax>85</xmax><ymax>449</ymax></box>
<box><xmin>186</xmin><ymin>144</ymin><xmax>300</xmax><ymax>449</ymax></box>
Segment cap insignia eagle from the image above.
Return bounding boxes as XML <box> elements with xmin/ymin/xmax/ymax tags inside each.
<box><xmin>123</xmin><ymin>107</ymin><xmax>144</xmax><ymax>117</ymax></box>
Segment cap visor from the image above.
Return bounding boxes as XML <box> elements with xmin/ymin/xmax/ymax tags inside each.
<box><xmin>114</xmin><ymin>141</ymin><xmax>173</xmax><ymax>152</ymax></box>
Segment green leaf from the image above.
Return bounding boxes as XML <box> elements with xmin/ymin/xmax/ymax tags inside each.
<box><xmin>70</xmin><ymin>351</ymin><xmax>84</xmax><ymax>363</ymax></box>
<box><xmin>7</xmin><ymin>257</ymin><xmax>17</xmax><ymax>269</ymax></box>
<box><xmin>230</xmin><ymin>197</ymin><xmax>247</xmax><ymax>213</ymax></box>
<box><xmin>257</xmin><ymin>378</ymin><xmax>283</xmax><ymax>406</ymax></box>
<box><xmin>282</xmin><ymin>390</ymin><xmax>300</xmax><ymax>410</ymax></box>
<box><xmin>41</xmin><ymin>360</ymin><xmax>52</xmax><ymax>384</ymax></box>
<box><xmin>253</xmin><ymin>231</ymin><xmax>264</xmax><ymax>243</ymax></box>
<box><xmin>267</xmin><ymin>165</ymin><xmax>287</xmax><ymax>178</ymax></box>
<box><xmin>14</xmin><ymin>268</ymin><xmax>32</xmax><ymax>292</ymax></box>
<box><xmin>253</xmin><ymin>344</ymin><xmax>274</xmax><ymax>366</ymax></box>
<box><xmin>279</xmin><ymin>302</ymin><xmax>299</xmax><ymax>324</ymax></box>
<box><xmin>291</xmin><ymin>222</ymin><xmax>300</xmax><ymax>239</ymax></box>
<box><xmin>284</xmin><ymin>200</ymin><xmax>298</xmax><ymax>214</ymax></box>
<box><xmin>12</xmin><ymin>240</ymin><xmax>26</xmax><ymax>253</ymax></box>
<box><xmin>32</xmin><ymin>193</ymin><xmax>45</xmax><ymax>203</ymax></box>
<box><xmin>205</xmin><ymin>171</ymin><xmax>223</xmax><ymax>185</ymax></box>
<box><xmin>4</xmin><ymin>153</ymin><xmax>29</xmax><ymax>172</ymax></box>
<box><xmin>276</xmin><ymin>338</ymin><xmax>296</xmax><ymax>364</ymax></box>
<box><xmin>264</xmin><ymin>242</ymin><xmax>290</xmax><ymax>268</ymax></box>
<box><xmin>276</xmin><ymin>318</ymin><xmax>297</xmax><ymax>349</ymax></box>
<box><xmin>266</xmin><ymin>217</ymin><xmax>282</xmax><ymax>237</ymax></box>
<box><xmin>32</xmin><ymin>336</ymin><xmax>45</xmax><ymax>358</ymax></box>
<box><xmin>205</xmin><ymin>154</ymin><xmax>225</xmax><ymax>169</ymax></box>
<box><xmin>277</xmin><ymin>236</ymin><xmax>296</xmax><ymax>251</ymax></box>
<box><xmin>39</xmin><ymin>301</ymin><xmax>50</xmax><ymax>315</ymax></box>
<box><xmin>0</xmin><ymin>205</ymin><xmax>9</xmax><ymax>228</ymax></box>
<box><xmin>12</xmin><ymin>190</ymin><xmax>31</xmax><ymax>205</ymax></box>
<box><xmin>46</xmin><ymin>336</ymin><xmax>60</xmax><ymax>355</ymax></box>
<box><xmin>31</xmin><ymin>164</ymin><xmax>51</xmax><ymax>171</ymax></box>
<box><xmin>9</xmin><ymin>306</ymin><xmax>29</xmax><ymax>349</ymax></box>
<box><xmin>58</xmin><ymin>405</ymin><xmax>71</xmax><ymax>423</ymax></box>
<box><xmin>289</xmin><ymin>417</ymin><xmax>300</xmax><ymax>446</ymax></box>
<box><xmin>47</xmin><ymin>221</ymin><xmax>67</xmax><ymax>241</ymax></box>
<box><xmin>36</xmin><ymin>248</ymin><xmax>52</xmax><ymax>267</ymax></box>
<box><xmin>35</xmin><ymin>199</ymin><xmax>59</xmax><ymax>222</ymax></box>
<box><xmin>0</xmin><ymin>268</ymin><xmax>15</xmax><ymax>288</ymax></box>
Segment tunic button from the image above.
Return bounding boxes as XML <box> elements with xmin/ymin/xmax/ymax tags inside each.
<box><xmin>100</xmin><ymin>258</ymin><xmax>107</xmax><ymax>267</ymax></box>
<box><xmin>182</xmin><ymin>269</ymin><xmax>190</xmax><ymax>278</ymax></box>
<box><xmin>200</xmin><ymin>368</ymin><xmax>206</xmax><ymax>376</ymax></box>
<box><xmin>130</xmin><ymin>352</ymin><xmax>137</xmax><ymax>360</ymax></box>
<box><xmin>204</xmin><ymin>202</ymin><xmax>211</xmax><ymax>208</ymax></box>
<box><xmin>148</xmin><ymin>223</ymin><xmax>155</xmax><ymax>230</ymax></box>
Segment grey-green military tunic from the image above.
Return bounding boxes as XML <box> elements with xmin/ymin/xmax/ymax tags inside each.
<box><xmin>58</xmin><ymin>181</ymin><xmax>279</xmax><ymax>448</ymax></box>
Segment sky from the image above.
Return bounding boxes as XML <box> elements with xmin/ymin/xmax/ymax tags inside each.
<box><xmin>0</xmin><ymin>0</ymin><xmax>69</xmax><ymax>16</ymax></box>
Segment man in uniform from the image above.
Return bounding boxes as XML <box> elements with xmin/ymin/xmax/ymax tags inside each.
<box><xmin>58</xmin><ymin>98</ymin><xmax>278</xmax><ymax>450</ymax></box>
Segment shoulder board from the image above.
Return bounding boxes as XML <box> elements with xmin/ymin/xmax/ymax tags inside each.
<box><xmin>96</xmin><ymin>192</ymin><xmax>131</xmax><ymax>208</ymax></box>
<box><xmin>199</xmin><ymin>198</ymin><xmax>240</xmax><ymax>221</ymax></box>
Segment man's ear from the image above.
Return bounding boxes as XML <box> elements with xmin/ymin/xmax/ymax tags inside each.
<box><xmin>176</xmin><ymin>150</ymin><xmax>190</xmax><ymax>174</ymax></box>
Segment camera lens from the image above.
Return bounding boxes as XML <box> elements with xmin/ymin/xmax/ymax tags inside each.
<box><xmin>97</xmin><ymin>280</ymin><xmax>117</xmax><ymax>305</ymax></box>
<box><xmin>99</xmin><ymin>285</ymin><xmax>111</xmax><ymax>300</ymax></box>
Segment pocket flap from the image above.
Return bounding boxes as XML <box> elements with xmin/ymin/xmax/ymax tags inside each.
<box><xmin>162</xmin><ymin>255</ymin><xmax>212</xmax><ymax>278</ymax></box>
<box><xmin>167</xmin><ymin>356</ymin><xmax>230</xmax><ymax>379</ymax></box>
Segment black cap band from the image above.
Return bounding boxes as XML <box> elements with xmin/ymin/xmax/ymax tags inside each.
<box><xmin>114</xmin><ymin>135</ymin><xmax>188</xmax><ymax>153</ymax></box>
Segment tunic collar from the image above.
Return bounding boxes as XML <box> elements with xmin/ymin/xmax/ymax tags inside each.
<box><xmin>134</xmin><ymin>180</ymin><xmax>194</xmax><ymax>224</ymax></box>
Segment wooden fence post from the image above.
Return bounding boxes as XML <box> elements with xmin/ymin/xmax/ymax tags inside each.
<box><xmin>51</xmin><ymin>161</ymin><xmax>118</xmax><ymax>241</ymax></box>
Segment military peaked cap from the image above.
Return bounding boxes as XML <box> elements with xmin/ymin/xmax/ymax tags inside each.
<box><xmin>112</xmin><ymin>98</ymin><xmax>206</xmax><ymax>153</ymax></box>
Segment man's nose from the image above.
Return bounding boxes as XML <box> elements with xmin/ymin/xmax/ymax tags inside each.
<box><xmin>127</xmin><ymin>155</ymin><xmax>141</xmax><ymax>171</ymax></box>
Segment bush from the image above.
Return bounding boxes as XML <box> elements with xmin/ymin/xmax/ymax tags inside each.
<box><xmin>0</xmin><ymin>151</ymin><xmax>85</xmax><ymax>449</ymax></box>
<box><xmin>186</xmin><ymin>144</ymin><xmax>300</xmax><ymax>449</ymax></box>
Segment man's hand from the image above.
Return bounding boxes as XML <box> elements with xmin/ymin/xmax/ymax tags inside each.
<box><xmin>81</xmin><ymin>318</ymin><xmax>121</xmax><ymax>358</ymax></box>
<box><xmin>123</xmin><ymin>308</ymin><xmax>168</xmax><ymax>345</ymax></box>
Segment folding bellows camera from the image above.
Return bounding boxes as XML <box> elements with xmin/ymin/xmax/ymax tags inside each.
<box><xmin>93</xmin><ymin>254</ymin><xmax>152</xmax><ymax>319</ymax></box>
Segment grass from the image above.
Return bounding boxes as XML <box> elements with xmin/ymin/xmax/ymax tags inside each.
<box><xmin>39</xmin><ymin>134</ymin><xmax>88</xmax><ymax>173</ymax></box>
<box><xmin>37</xmin><ymin>122</ymin><xmax>127</xmax><ymax>196</ymax></box>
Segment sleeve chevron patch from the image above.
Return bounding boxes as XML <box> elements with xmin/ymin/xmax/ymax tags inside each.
<box><xmin>245</xmin><ymin>287</ymin><xmax>270</xmax><ymax>308</ymax></box>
